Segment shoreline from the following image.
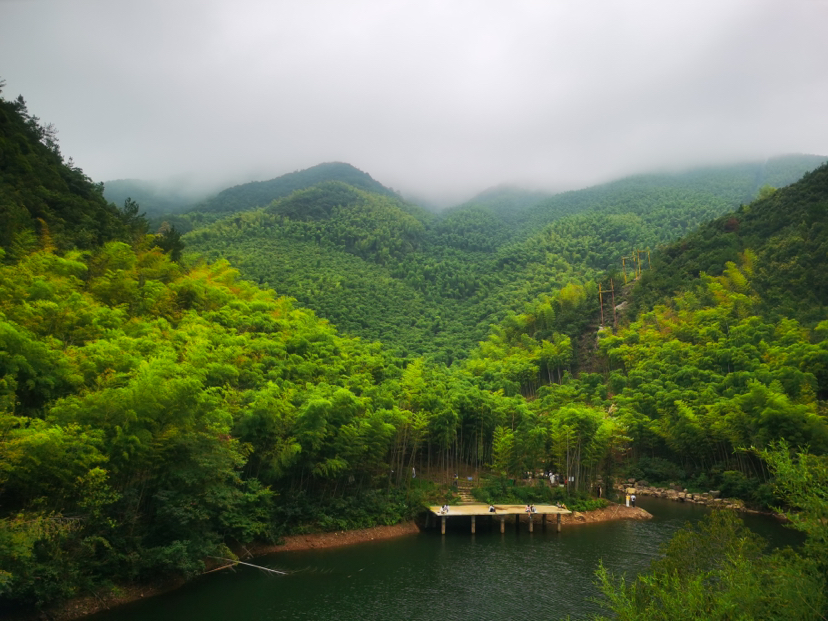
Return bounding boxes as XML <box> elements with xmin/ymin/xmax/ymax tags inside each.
<box><xmin>561</xmin><ymin>503</ymin><xmax>652</xmax><ymax>525</ymax></box>
<box><xmin>32</xmin><ymin>504</ymin><xmax>647</xmax><ymax>621</ymax></box>
<box><xmin>614</xmin><ymin>482</ymin><xmax>789</xmax><ymax>521</ymax></box>
<box><xmin>246</xmin><ymin>521</ymin><xmax>422</xmax><ymax>556</ymax></box>
<box><xmin>27</xmin><ymin>522</ymin><xmax>423</xmax><ymax>621</ymax></box>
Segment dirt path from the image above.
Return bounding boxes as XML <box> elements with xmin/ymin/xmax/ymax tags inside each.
<box><xmin>561</xmin><ymin>503</ymin><xmax>652</xmax><ymax>525</ymax></box>
<box><xmin>246</xmin><ymin>521</ymin><xmax>421</xmax><ymax>555</ymax></box>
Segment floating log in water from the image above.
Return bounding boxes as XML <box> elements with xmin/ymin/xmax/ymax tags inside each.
<box><xmin>209</xmin><ymin>556</ymin><xmax>288</xmax><ymax>575</ymax></box>
<box><xmin>202</xmin><ymin>563</ymin><xmax>237</xmax><ymax>575</ymax></box>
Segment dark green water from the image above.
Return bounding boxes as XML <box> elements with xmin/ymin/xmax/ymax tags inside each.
<box><xmin>89</xmin><ymin>499</ymin><xmax>801</xmax><ymax>621</ymax></box>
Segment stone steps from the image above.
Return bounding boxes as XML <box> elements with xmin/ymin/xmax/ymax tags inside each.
<box><xmin>456</xmin><ymin>481</ymin><xmax>476</xmax><ymax>504</ymax></box>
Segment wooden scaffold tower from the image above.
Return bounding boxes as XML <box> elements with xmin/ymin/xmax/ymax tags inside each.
<box><xmin>621</xmin><ymin>250</ymin><xmax>651</xmax><ymax>284</ymax></box>
<box><xmin>598</xmin><ymin>279</ymin><xmax>617</xmax><ymax>329</ymax></box>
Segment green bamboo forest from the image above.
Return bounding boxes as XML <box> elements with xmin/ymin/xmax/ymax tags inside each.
<box><xmin>3</xmin><ymin>82</ymin><xmax>828</xmax><ymax>618</ymax></box>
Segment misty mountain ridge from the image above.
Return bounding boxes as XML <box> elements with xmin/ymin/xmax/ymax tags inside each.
<box><xmin>453</xmin><ymin>154</ymin><xmax>828</xmax><ymax>240</ymax></box>
<box><xmin>188</xmin><ymin>162</ymin><xmax>398</xmax><ymax>214</ymax></box>
<box><xmin>103</xmin><ymin>154</ymin><xmax>825</xmax><ymax>227</ymax></box>
<box><xmin>103</xmin><ymin>177</ymin><xmax>214</xmax><ymax>216</ymax></box>
<box><xmin>180</xmin><ymin>153</ymin><xmax>827</xmax><ymax>360</ymax></box>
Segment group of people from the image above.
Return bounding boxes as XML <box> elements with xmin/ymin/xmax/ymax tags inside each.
<box><xmin>441</xmin><ymin>501</ymin><xmax>575</xmax><ymax>516</ymax></box>
<box><xmin>547</xmin><ymin>472</ymin><xmax>572</xmax><ymax>486</ymax></box>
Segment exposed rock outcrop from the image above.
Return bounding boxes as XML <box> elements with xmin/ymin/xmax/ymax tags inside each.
<box><xmin>616</xmin><ymin>482</ymin><xmax>770</xmax><ymax>514</ymax></box>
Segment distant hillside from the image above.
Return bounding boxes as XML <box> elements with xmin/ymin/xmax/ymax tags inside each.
<box><xmin>103</xmin><ymin>178</ymin><xmax>209</xmax><ymax>216</ymax></box>
<box><xmin>0</xmin><ymin>88</ymin><xmax>132</xmax><ymax>255</ymax></box>
<box><xmin>456</xmin><ymin>185</ymin><xmax>555</xmax><ymax>219</ymax></box>
<box><xmin>632</xmin><ymin>161</ymin><xmax>828</xmax><ymax>324</ymax></box>
<box><xmin>182</xmin><ymin>155</ymin><xmax>828</xmax><ymax>360</ymax></box>
<box><xmin>515</xmin><ymin>155</ymin><xmax>828</xmax><ymax>236</ymax></box>
<box><xmin>191</xmin><ymin>162</ymin><xmax>398</xmax><ymax>214</ymax></box>
<box><xmin>432</xmin><ymin>156</ymin><xmax>827</xmax><ymax>252</ymax></box>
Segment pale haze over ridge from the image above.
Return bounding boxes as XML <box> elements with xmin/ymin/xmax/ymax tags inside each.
<box><xmin>1</xmin><ymin>0</ymin><xmax>827</xmax><ymax>205</ymax></box>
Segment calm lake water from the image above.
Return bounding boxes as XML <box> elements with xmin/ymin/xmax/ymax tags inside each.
<box><xmin>88</xmin><ymin>498</ymin><xmax>802</xmax><ymax>621</ymax></box>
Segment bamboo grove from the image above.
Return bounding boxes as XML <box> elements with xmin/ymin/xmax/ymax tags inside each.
<box><xmin>2</xmin><ymin>83</ymin><xmax>828</xmax><ymax>610</ymax></box>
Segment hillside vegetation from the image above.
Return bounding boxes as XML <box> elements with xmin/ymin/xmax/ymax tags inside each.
<box><xmin>2</xmin><ymin>84</ymin><xmax>828</xmax><ymax>617</ymax></box>
<box><xmin>190</xmin><ymin>161</ymin><xmax>399</xmax><ymax>214</ymax></box>
<box><xmin>0</xmin><ymin>89</ymin><xmax>135</xmax><ymax>256</ymax></box>
<box><xmin>183</xmin><ymin>156</ymin><xmax>826</xmax><ymax>360</ymax></box>
<box><xmin>634</xmin><ymin>163</ymin><xmax>828</xmax><ymax>325</ymax></box>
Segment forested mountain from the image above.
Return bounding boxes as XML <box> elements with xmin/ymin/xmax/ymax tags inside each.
<box><xmin>0</xmin><ymin>85</ymin><xmax>137</xmax><ymax>257</ymax></box>
<box><xmin>190</xmin><ymin>162</ymin><xmax>398</xmax><ymax>214</ymax></box>
<box><xmin>3</xmin><ymin>84</ymin><xmax>828</xmax><ymax>617</ymax></box>
<box><xmin>462</xmin><ymin>155</ymin><xmax>827</xmax><ymax>243</ymax></box>
<box><xmin>183</xmin><ymin>155</ymin><xmax>826</xmax><ymax>361</ymax></box>
<box><xmin>633</xmin><ymin>163</ymin><xmax>828</xmax><ymax>325</ymax></box>
<box><xmin>453</xmin><ymin>185</ymin><xmax>554</xmax><ymax>221</ymax></box>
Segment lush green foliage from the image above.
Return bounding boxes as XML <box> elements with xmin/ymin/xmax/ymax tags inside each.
<box><xmin>0</xmin><ymin>242</ymin><xmax>410</xmax><ymax>606</ymax></box>
<box><xmin>460</xmin><ymin>156</ymin><xmax>826</xmax><ymax>242</ymax></box>
<box><xmin>182</xmin><ymin>158</ymin><xmax>826</xmax><ymax>361</ymax></box>
<box><xmin>602</xmin><ymin>264</ymin><xmax>828</xmax><ymax>456</ymax></box>
<box><xmin>633</xmin><ymin>162</ymin><xmax>828</xmax><ymax>325</ymax></box>
<box><xmin>593</xmin><ymin>446</ymin><xmax>828</xmax><ymax>620</ymax></box>
<box><xmin>0</xmin><ymin>90</ymin><xmax>135</xmax><ymax>256</ymax></box>
<box><xmin>2</xmin><ymin>85</ymin><xmax>828</xmax><ymax>615</ymax></box>
<box><xmin>471</xmin><ymin>478</ymin><xmax>608</xmax><ymax>512</ymax></box>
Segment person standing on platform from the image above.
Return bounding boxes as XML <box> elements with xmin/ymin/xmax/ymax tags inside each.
<box><xmin>631</xmin><ymin>493</ymin><xmax>636</xmax><ymax>507</ymax></box>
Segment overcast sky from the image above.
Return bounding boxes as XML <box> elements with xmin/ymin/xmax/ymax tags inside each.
<box><xmin>2</xmin><ymin>0</ymin><xmax>827</xmax><ymax>204</ymax></box>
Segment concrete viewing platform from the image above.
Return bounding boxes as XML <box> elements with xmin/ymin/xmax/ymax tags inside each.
<box><xmin>428</xmin><ymin>504</ymin><xmax>572</xmax><ymax>534</ymax></box>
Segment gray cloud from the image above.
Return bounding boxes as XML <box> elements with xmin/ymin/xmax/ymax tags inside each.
<box><xmin>2</xmin><ymin>0</ymin><xmax>827</xmax><ymax>204</ymax></box>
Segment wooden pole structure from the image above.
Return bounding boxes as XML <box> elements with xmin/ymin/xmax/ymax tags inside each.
<box><xmin>622</xmin><ymin>257</ymin><xmax>627</xmax><ymax>284</ymax></box>
<box><xmin>610</xmin><ymin>279</ymin><xmax>617</xmax><ymax>328</ymax></box>
<box><xmin>441</xmin><ymin>516</ymin><xmax>446</xmax><ymax>535</ymax></box>
<box><xmin>515</xmin><ymin>513</ymin><xmax>520</xmax><ymax>532</ymax></box>
<box><xmin>528</xmin><ymin>514</ymin><xmax>534</xmax><ymax>533</ymax></box>
<box><xmin>471</xmin><ymin>515</ymin><xmax>476</xmax><ymax>534</ymax></box>
<box><xmin>209</xmin><ymin>557</ymin><xmax>288</xmax><ymax>575</ymax></box>
<box><xmin>500</xmin><ymin>516</ymin><xmax>505</xmax><ymax>533</ymax></box>
<box><xmin>542</xmin><ymin>514</ymin><xmax>547</xmax><ymax>530</ymax></box>
<box><xmin>557</xmin><ymin>513</ymin><xmax>562</xmax><ymax>532</ymax></box>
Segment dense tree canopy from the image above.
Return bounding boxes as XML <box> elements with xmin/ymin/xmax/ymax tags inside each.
<box><xmin>1</xmin><ymin>85</ymin><xmax>827</xmax><ymax>616</ymax></box>
<box><xmin>0</xmin><ymin>90</ymin><xmax>135</xmax><ymax>256</ymax></box>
